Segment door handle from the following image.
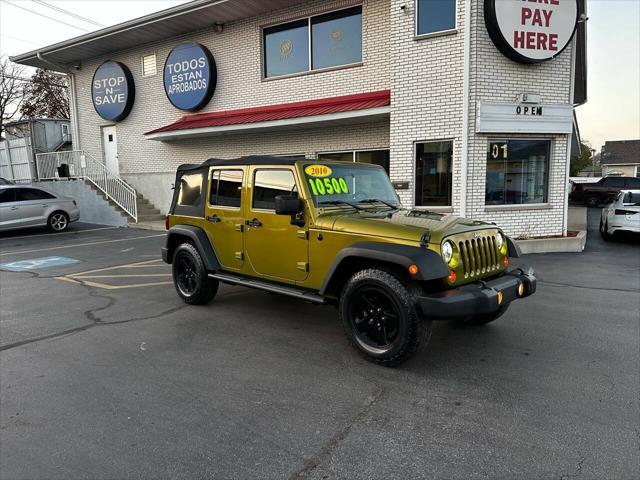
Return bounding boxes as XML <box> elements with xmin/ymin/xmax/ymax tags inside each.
<box><xmin>245</xmin><ymin>218</ymin><xmax>262</xmax><ymax>228</ymax></box>
<box><xmin>42</xmin><ymin>204</ymin><xmax>48</xmax><ymax>207</ymax></box>
<box><xmin>206</xmin><ymin>214</ymin><xmax>221</xmax><ymax>223</ymax></box>
<box><xmin>10</xmin><ymin>206</ymin><xmax>18</xmax><ymax>210</ymax></box>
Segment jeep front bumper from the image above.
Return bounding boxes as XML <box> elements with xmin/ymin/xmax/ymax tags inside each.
<box><xmin>417</xmin><ymin>267</ymin><xmax>536</xmax><ymax>320</ymax></box>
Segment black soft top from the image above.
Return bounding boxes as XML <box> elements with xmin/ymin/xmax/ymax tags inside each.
<box><xmin>176</xmin><ymin>155</ymin><xmax>306</xmax><ymax>172</ymax></box>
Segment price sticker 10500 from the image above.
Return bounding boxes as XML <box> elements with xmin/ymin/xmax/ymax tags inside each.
<box><xmin>308</xmin><ymin>177</ymin><xmax>349</xmax><ymax>195</ymax></box>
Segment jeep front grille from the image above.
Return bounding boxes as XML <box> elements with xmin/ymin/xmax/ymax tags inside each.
<box><xmin>458</xmin><ymin>234</ymin><xmax>500</xmax><ymax>278</ymax></box>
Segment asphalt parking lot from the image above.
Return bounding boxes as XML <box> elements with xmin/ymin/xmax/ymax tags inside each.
<box><xmin>1</xmin><ymin>210</ymin><xmax>638</xmax><ymax>480</ymax></box>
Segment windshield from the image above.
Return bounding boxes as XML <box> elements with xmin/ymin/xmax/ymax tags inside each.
<box><xmin>303</xmin><ymin>163</ymin><xmax>400</xmax><ymax>208</ymax></box>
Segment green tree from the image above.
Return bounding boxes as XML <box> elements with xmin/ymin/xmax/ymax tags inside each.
<box><xmin>570</xmin><ymin>141</ymin><xmax>594</xmax><ymax>177</ymax></box>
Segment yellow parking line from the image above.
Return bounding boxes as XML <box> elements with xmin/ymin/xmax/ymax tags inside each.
<box><xmin>75</xmin><ymin>280</ymin><xmax>174</xmax><ymax>290</ymax></box>
<box><xmin>66</xmin><ymin>258</ymin><xmax>163</xmax><ymax>277</ymax></box>
<box><xmin>55</xmin><ymin>257</ymin><xmax>172</xmax><ymax>290</ymax></box>
<box><xmin>75</xmin><ymin>274</ymin><xmax>171</xmax><ymax>279</ymax></box>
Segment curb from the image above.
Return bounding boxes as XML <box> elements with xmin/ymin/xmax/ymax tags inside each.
<box><xmin>517</xmin><ymin>230</ymin><xmax>587</xmax><ymax>254</ymax></box>
<box><xmin>129</xmin><ymin>221</ymin><xmax>166</xmax><ymax>232</ymax></box>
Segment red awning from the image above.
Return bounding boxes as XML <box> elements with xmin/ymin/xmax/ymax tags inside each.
<box><xmin>145</xmin><ymin>90</ymin><xmax>390</xmax><ymax>137</ymax></box>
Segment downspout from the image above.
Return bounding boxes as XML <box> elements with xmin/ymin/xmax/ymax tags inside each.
<box><xmin>563</xmin><ymin>42</ymin><xmax>577</xmax><ymax>236</ymax></box>
<box><xmin>67</xmin><ymin>73</ymin><xmax>81</xmax><ymax>151</ymax></box>
<box><xmin>460</xmin><ymin>0</ymin><xmax>473</xmax><ymax>218</ymax></box>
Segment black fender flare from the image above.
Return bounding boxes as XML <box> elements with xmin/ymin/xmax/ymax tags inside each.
<box><xmin>162</xmin><ymin>224</ymin><xmax>220</xmax><ymax>271</ymax></box>
<box><xmin>319</xmin><ymin>241</ymin><xmax>450</xmax><ymax>296</ymax></box>
<box><xmin>507</xmin><ymin>236</ymin><xmax>521</xmax><ymax>258</ymax></box>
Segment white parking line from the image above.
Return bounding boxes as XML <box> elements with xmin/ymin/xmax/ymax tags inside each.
<box><xmin>0</xmin><ymin>234</ymin><xmax>165</xmax><ymax>256</ymax></box>
<box><xmin>0</xmin><ymin>226</ymin><xmax>119</xmax><ymax>241</ymax></box>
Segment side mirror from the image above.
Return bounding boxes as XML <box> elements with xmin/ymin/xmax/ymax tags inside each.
<box><xmin>275</xmin><ymin>195</ymin><xmax>304</xmax><ymax>226</ymax></box>
<box><xmin>275</xmin><ymin>195</ymin><xmax>301</xmax><ymax>215</ymax></box>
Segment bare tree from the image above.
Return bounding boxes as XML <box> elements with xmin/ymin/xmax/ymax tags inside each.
<box><xmin>0</xmin><ymin>57</ymin><xmax>25</xmax><ymax>138</ymax></box>
<box><xmin>21</xmin><ymin>69</ymin><xmax>70</xmax><ymax>120</ymax></box>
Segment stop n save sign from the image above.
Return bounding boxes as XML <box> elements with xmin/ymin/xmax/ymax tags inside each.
<box><xmin>484</xmin><ymin>0</ymin><xmax>579</xmax><ymax>63</ymax></box>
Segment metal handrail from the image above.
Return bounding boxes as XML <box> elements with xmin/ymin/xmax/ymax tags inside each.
<box><xmin>36</xmin><ymin>150</ymin><xmax>138</xmax><ymax>222</ymax></box>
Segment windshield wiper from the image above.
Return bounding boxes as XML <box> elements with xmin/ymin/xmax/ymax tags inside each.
<box><xmin>317</xmin><ymin>200</ymin><xmax>365</xmax><ymax>211</ymax></box>
<box><xmin>358</xmin><ymin>198</ymin><xmax>401</xmax><ymax>210</ymax></box>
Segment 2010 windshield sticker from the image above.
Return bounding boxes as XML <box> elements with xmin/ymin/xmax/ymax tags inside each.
<box><xmin>304</xmin><ymin>165</ymin><xmax>332</xmax><ymax>177</ymax></box>
<box><xmin>308</xmin><ymin>177</ymin><xmax>349</xmax><ymax>196</ymax></box>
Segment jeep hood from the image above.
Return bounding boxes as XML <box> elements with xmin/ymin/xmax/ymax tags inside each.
<box><xmin>314</xmin><ymin>209</ymin><xmax>496</xmax><ymax>244</ymax></box>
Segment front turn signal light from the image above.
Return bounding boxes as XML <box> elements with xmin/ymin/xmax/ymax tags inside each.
<box><xmin>408</xmin><ymin>264</ymin><xmax>419</xmax><ymax>276</ymax></box>
<box><xmin>503</xmin><ymin>256</ymin><xmax>509</xmax><ymax>267</ymax></box>
<box><xmin>497</xmin><ymin>291</ymin><xmax>503</xmax><ymax>305</ymax></box>
<box><xmin>517</xmin><ymin>282</ymin><xmax>525</xmax><ymax>297</ymax></box>
<box><xmin>447</xmin><ymin>270</ymin><xmax>456</xmax><ymax>283</ymax></box>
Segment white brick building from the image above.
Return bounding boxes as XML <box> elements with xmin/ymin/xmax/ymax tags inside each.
<box><xmin>13</xmin><ymin>0</ymin><xmax>586</xmax><ymax>237</ymax></box>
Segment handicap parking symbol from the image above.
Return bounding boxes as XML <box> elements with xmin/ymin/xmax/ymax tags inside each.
<box><xmin>0</xmin><ymin>256</ymin><xmax>81</xmax><ymax>272</ymax></box>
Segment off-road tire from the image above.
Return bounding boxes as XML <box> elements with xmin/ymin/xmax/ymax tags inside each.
<box><xmin>47</xmin><ymin>211</ymin><xmax>69</xmax><ymax>232</ymax></box>
<box><xmin>339</xmin><ymin>268</ymin><xmax>431</xmax><ymax>367</ymax></box>
<box><xmin>585</xmin><ymin>195</ymin><xmax>600</xmax><ymax>207</ymax></box>
<box><xmin>462</xmin><ymin>304</ymin><xmax>510</xmax><ymax>326</ymax></box>
<box><xmin>172</xmin><ymin>243</ymin><xmax>218</xmax><ymax>305</ymax></box>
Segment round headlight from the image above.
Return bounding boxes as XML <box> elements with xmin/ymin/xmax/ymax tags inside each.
<box><xmin>441</xmin><ymin>241</ymin><xmax>453</xmax><ymax>264</ymax></box>
<box><xmin>496</xmin><ymin>233</ymin><xmax>504</xmax><ymax>250</ymax></box>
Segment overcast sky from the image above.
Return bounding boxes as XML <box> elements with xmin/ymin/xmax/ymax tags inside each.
<box><xmin>1</xmin><ymin>0</ymin><xmax>639</xmax><ymax>151</ymax></box>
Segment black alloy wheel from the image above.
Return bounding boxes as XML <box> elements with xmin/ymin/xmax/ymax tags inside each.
<box><xmin>171</xmin><ymin>243</ymin><xmax>218</xmax><ymax>305</ymax></box>
<box><xmin>175</xmin><ymin>253</ymin><xmax>198</xmax><ymax>296</ymax></box>
<box><xmin>349</xmin><ymin>285</ymin><xmax>401</xmax><ymax>351</ymax></box>
<box><xmin>339</xmin><ymin>268</ymin><xmax>431</xmax><ymax>367</ymax></box>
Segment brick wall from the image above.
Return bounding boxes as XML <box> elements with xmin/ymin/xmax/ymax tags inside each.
<box><xmin>73</xmin><ymin>0</ymin><xmax>391</xmax><ymax>177</ymax></box>
<box><xmin>465</xmin><ymin>0</ymin><xmax>573</xmax><ymax>237</ymax></box>
<box><xmin>389</xmin><ymin>0</ymin><xmax>466</xmax><ymax>209</ymax></box>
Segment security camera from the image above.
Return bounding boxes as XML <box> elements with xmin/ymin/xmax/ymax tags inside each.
<box><xmin>213</xmin><ymin>23</ymin><xmax>224</xmax><ymax>33</ymax></box>
<box><xmin>399</xmin><ymin>3</ymin><xmax>407</xmax><ymax>11</ymax></box>
<box><xmin>73</xmin><ymin>63</ymin><xmax>81</xmax><ymax>71</ymax></box>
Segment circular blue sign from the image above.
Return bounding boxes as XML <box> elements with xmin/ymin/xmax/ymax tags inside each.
<box><xmin>91</xmin><ymin>61</ymin><xmax>135</xmax><ymax>121</ymax></box>
<box><xmin>163</xmin><ymin>42</ymin><xmax>217</xmax><ymax>111</ymax></box>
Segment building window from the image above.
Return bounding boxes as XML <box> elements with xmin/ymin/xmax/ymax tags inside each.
<box><xmin>311</xmin><ymin>7</ymin><xmax>362</xmax><ymax>70</ymax></box>
<box><xmin>263</xmin><ymin>6</ymin><xmax>362</xmax><ymax>78</ymax></box>
<box><xmin>415</xmin><ymin>141</ymin><xmax>453</xmax><ymax>207</ymax></box>
<box><xmin>485</xmin><ymin>139</ymin><xmax>551</xmax><ymax>205</ymax></box>
<box><xmin>317</xmin><ymin>149</ymin><xmax>390</xmax><ymax>174</ymax></box>
<box><xmin>61</xmin><ymin>124</ymin><xmax>70</xmax><ymax>141</ymax></box>
<box><xmin>416</xmin><ymin>0</ymin><xmax>457</xmax><ymax>37</ymax></box>
<box><xmin>253</xmin><ymin>169</ymin><xmax>297</xmax><ymax>210</ymax></box>
<box><xmin>210</xmin><ymin>169</ymin><xmax>243</xmax><ymax>208</ymax></box>
<box><xmin>142</xmin><ymin>53</ymin><xmax>157</xmax><ymax>77</ymax></box>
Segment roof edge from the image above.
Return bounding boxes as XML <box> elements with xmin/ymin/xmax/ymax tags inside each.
<box><xmin>10</xmin><ymin>0</ymin><xmax>228</xmax><ymax>67</ymax></box>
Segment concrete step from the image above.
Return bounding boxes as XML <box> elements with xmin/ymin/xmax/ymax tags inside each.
<box><xmin>137</xmin><ymin>213</ymin><xmax>165</xmax><ymax>222</ymax></box>
<box><xmin>137</xmin><ymin>205</ymin><xmax>161</xmax><ymax>215</ymax></box>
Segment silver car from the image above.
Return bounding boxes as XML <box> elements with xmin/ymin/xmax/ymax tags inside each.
<box><xmin>0</xmin><ymin>185</ymin><xmax>80</xmax><ymax>232</ymax></box>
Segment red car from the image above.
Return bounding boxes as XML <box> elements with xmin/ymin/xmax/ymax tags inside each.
<box><xmin>570</xmin><ymin>176</ymin><xmax>640</xmax><ymax>207</ymax></box>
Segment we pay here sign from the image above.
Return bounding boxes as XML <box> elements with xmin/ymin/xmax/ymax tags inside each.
<box><xmin>485</xmin><ymin>0</ymin><xmax>579</xmax><ymax>63</ymax></box>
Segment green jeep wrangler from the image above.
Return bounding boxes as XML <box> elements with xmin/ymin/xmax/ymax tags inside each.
<box><xmin>162</xmin><ymin>156</ymin><xmax>536</xmax><ymax>366</ymax></box>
